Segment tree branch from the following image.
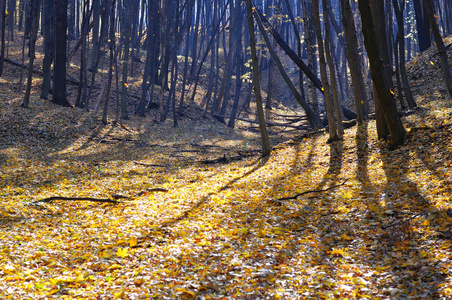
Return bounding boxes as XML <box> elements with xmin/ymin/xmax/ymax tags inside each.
<box><xmin>274</xmin><ymin>179</ymin><xmax>349</xmax><ymax>201</ymax></box>
<box><xmin>33</xmin><ymin>197</ymin><xmax>118</xmax><ymax>204</ymax></box>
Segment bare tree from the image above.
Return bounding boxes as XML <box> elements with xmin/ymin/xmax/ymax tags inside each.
<box><xmin>358</xmin><ymin>0</ymin><xmax>405</xmax><ymax>148</ymax></box>
<box><xmin>22</xmin><ymin>0</ymin><xmax>41</xmax><ymax>108</ymax></box>
<box><xmin>244</xmin><ymin>0</ymin><xmax>271</xmax><ymax>157</ymax></box>
<box><xmin>424</xmin><ymin>0</ymin><xmax>452</xmax><ymax>98</ymax></box>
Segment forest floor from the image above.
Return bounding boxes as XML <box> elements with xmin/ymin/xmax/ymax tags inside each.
<box><xmin>1</xmin><ymin>36</ymin><xmax>452</xmax><ymax>299</ymax></box>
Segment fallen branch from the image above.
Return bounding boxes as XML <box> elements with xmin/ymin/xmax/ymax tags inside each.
<box><xmin>33</xmin><ymin>187</ymin><xmax>169</xmax><ymax>204</ymax></box>
<box><xmin>33</xmin><ymin>197</ymin><xmax>118</xmax><ymax>204</ymax></box>
<box><xmin>273</xmin><ymin>179</ymin><xmax>349</xmax><ymax>202</ymax></box>
<box><xmin>212</xmin><ymin>114</ymin><xmax>309</xmax><ymax>129</ymax></box>
<box><xmin>136</xmin><ymin>188</ymin><xmax>169</xmax><ymax>196</ymax></box>
<box><xmin>4</xmin><ymin>57</ymin><xmax>80</xmax><ymax>85</ymax></box>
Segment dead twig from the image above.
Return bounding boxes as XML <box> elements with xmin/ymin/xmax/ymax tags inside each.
<box><xmin>273</xmin><ymin>179</ymin><xmax>349</xmax><ymax>202</ymax></box>
<box><xmin>33</xmin><ymin>197</ymin><xmax>118</xmax><ymax>204</ymax></box>
<box><xmin>136</xmin><ymin>188</ymin><xmax>169</xmax><ymax>196</ymax></box>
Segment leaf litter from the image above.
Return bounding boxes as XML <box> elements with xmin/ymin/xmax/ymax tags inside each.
<box><xmin>0</xmin><ymin>37</ymin><xmax>452</xmax><ymax>299</ymax></box>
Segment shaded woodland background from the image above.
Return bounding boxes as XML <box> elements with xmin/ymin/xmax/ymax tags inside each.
<box><xmin>0</xmin><ymin>0</ymin><xmax>450</xmax><ymax>151</ymax></box>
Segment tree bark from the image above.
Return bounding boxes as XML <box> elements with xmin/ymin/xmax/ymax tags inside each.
<box><xmin>22</xmin><ymin>0</ymin><xmax>41</xmax><ymax>108</ymax></box>
<box><xmin>413</xmin><ymin>0</ymin><xmax>431</xmax><ymax>52</ymax></box>
<box><xmin>323</xmin><ymin>0</ymin><xmax>344</xmax><ymax>137</ymax></box>
<box><xmin>245</xmin><ymin>0</ymin><xmax>271</xmax><ymax>157</ymax></box>
<box><xmin>313</xmin><ymin>0</ymin><xmax>339</xmax><ymax>142</ymax></box>
<box><xmin>0</xmin><ymin>0</ymin><xmax>7</xmax><ymax>76</ymax></box>
<box><xmin>392</xmin><ymin>0</ymin><xmax>417</xmax><ymax>109</ymax></box>
<box><xmin>358</xmin><ymin>0</ymin><xmax>405</xmax><ymax>148</ymax></box>
<box><xmin>102</xmin><ymin>0</ymin><xmax>116</xmax><ymax>125</ymax></box>
<box><xmin>40</xmin><ymin>0</ymin><xmax>55</xmax><ymax>99</ymax></box>
<box><xmin>424</xmin><ymin>0</ymin><xmax>452</xmax><ymax>98</ymax></box>
<box><xmin>52</xmin><ymin>0</ymin><xmax>72</xmax><ymax>107</ymax></box>
<box><xmin>340</xmin><ymin>0</ymin><xmax>368</xmax><ymax>123</ymax></box>
<box><xmin>301</xmin><ymin>0</ymin><xmax>318</xmax><ymax>115</ymax></box>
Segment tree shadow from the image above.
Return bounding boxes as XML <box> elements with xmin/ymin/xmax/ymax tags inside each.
<box><xmin>139</xmin><ymin>157</ymin><xmax>269</xmax><ymax>241</ymax></box>
<box><xmin>375</xmin><ymin>144</ymin><xmax>445</xmax><ymax>297</ymax></box>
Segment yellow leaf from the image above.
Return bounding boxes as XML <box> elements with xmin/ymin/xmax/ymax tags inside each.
<box><xmin>330</xmin><ymin>248</ymin><xmax>350</xmax><ymax>258</ymax></box>
<box><xmin>75</xmin><ymin>273</ymin><xmax>85</xmax><ymax>282</ymax></box>
<box><xmin>49</xmin><ymin>278</ymin><xmax>59</xmax><ymax>286</ymax></box>
<box><xmin>114</xmin><ymin>290</ymin><xmax>125</xmax><ymax>299</ymax></box>
<box><xmin>430</xmin><ymin>61</ymin><xmax>435</xmax><ymax>66</ymax></box>
<box><xmin>116</xmin><ymin>247</ymin><xmax>128</xmax><ymax>258</ymax></box>
<box><xmin>176</xmin><ymin>288</ymin><xmax>197</xmax><ymax>297</ymax></box>
<box><xmin>340</xmin><ymin>233</ymin><xmax>353</xmax><ymax>241</ymax></box>
<box><xmin>47</xmin><ymin>289</ymin><xmax>59</xmax><ymax>295</ymax></box>
<box><xmin>129</xmin><ymin>237</ymin><xmax>138</xmax><ymax>247</ymax></box>
<box><xmin>241</xmin><ymin>227</ymin><xmax>248</xmax><ymax>234</ymax></box>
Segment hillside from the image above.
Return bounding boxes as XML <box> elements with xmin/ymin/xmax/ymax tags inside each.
<box><xmin>0</xmin><ymin>36</ymin><xmax>452</xmax><ymax>298</ymax></box>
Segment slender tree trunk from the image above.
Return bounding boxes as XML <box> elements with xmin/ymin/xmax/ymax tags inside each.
<box><xmin>413</xmin><ymin>0</ymin><xmax>431</xmax><ymax>52</ymax></box>
<box><xmin>7</xmin><ymin>0</ymin><xmax>14</xmax><ymax>40</ymax></box>
<box><xmin>302</xmin><ymin>0</ymin><xmax>318</xmax><ymax>115</ymax></box>
<box><xmin>392</xmin><ymin>0</ymin><xmax>416</xmax><ymax>109</ymax></box>
<box><xmin>0</xmin><ymin>0</ymin><xmax>7</xmax><ymax>76</ymax></box>
<box><xmin>178</xmin><ymin>0</ymin><xmax>194</xmax><ymax>113</ymax></box>
<box><xmin>245</xmin><ymin>0</ymin><xmax>271</xmax><ymax>157</ymax></box>
<box><xmin>136</xmin><ymin>0</ymin><xmax>160</xmax><ymax>116</ymax></box>
<box><xmin>89</xmin><ymin>0</ymin><xmax>100</xmax><ymax>71</ymax></box>
<box><xmin>120</xmin><ymin>0</ymin><xmax>132</xmax><ymax>120</ymax></box>
<box><xmin>284</xmin><ymin>0</ymin><xmax>306</xmax><ymax>105</ymax></box>
<box><xmin>40</xmin><ymin>0</ymin><xmax>55</xmax><ymax>99</ymax></box>
<box><xmin>22</xmin><ymin>0</ymin><xmax>41</xmax><ymax>108</ymax></box>
<box><xmin>340</xmin><ymin>0</ymin><xmax>367</xmax><ymax>123</ymax></box>
<box><xmin>358</xmin><ymin>0</ymin><xmax>405</xmax><ymax>148</ymax></box>
<box><xmin>313</xmin><ymin>0</ymin><xmax>339</xmax><ymax>141</ymax></box>
<box><xmin>425</xmin><ymin>0</ymin><xmax>452</xmax><ymax>98</ymax></box>
<box><xmin>75</xmin><ymin>0</ymin><xmax>90</xmax><ymax>108</ymax></box>
<box><xmin>323</xmin><ymin>0</ymin><xmax>343</xmax><ymax>137</ymax></box>
<box><xmin>102</xmin><ymin>0</ymin><xmax>116</xmax><ymax>125</ymax></box>
<box><xmin>52</xmin><ymin>0</ymin><xmax>71</xmax><ymax>107</ymax></box>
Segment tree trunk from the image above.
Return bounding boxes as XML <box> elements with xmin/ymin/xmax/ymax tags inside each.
<box><xmin>22</xmin><ymin>0</ymin><xmax>41</xmax><ymax>108</ymax></box>
<box><xmin>424</xmin><ymin>0</ymin><xmax>452</xmax><ymax>98</ymax></box>
<box><xmin>313</xmin><ymin>0</ymin><xmax>339</xmax><ymax>142</ymax></box>
<box><xmin>413</xmin><ymin>0</ymin><xmax>431</xmax><ymax>52</ymax></box>
<box><xmin>7</xmin><ymin>0</ymin><xmax>14</xmax><ymax>41</ymax></box>
<box><xmin>52</xmin><ymin>0</ymin><xmax>71</xmax><ymax>107</ymax></box>
<box><xmin>340</xmin><ymin>0</ymin><xmax>368</xmax><ymax>123</ymax></box>
<box><xmin>244</xmin><ymin>0</ymin><xmax>271</xmax><ymax>157</ymax></box>
<box><xmin>302</xmin><ymin>0</ymin><xmax>318</xmax><ymax>115</ymax></box>
<box><xmin>323</xmin><ymin>0</ymin><xmax>343</xmax><ymax>137</ymax></box>
<box><xmin>120</xmin><ymin>0</ymin><xmax>132</xmax><ymax>120</ymax></box>
<box><xmin>75</xmin><ymin>0</ymin><xmax>91</xmax><ymax>108</ymax></box>
<box><xmin>40</xmin><ymin>0</ymin><xmax>55</xmax><ymax>99</ymax></box>
<box><xmin>0</xmin><ymin>0</ymin><xmax>7</xmax><ymax>76</ymax></box>
<box><xmin>392</xmin><ymin>0</ymin><xmax>417</xmax><ymax>109</ymax></box>
<box><xmin>89</xmin><ymin>0</ymin><xmax>100</xmax><ymax>71</ymax></box>
<box><xmin>102</xmin><ymin>0</ymin><xmax>116</xmax><ymax>125</ymax></box>
<box><xmin>358</xmin><ymin>0</ymin><xmax>405</xmax><ymax>148</ymax></box>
